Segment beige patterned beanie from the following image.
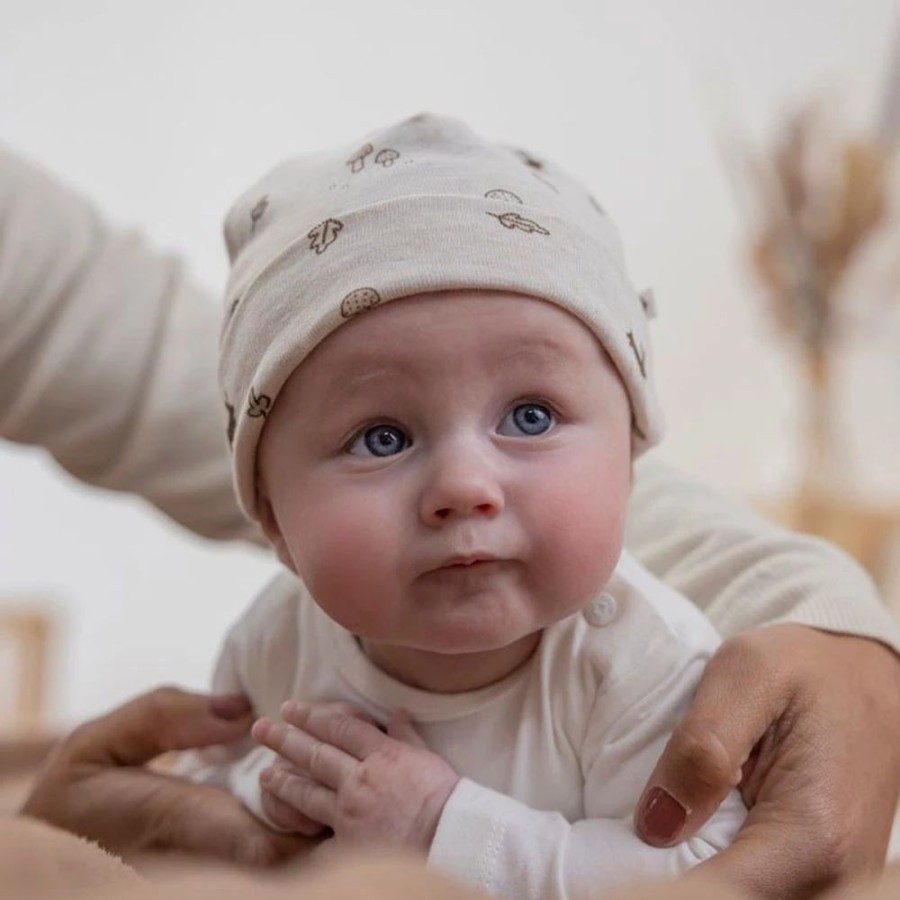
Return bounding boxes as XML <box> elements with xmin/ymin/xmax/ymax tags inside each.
<box><xmin>220</xmin><ymin>113</ymin><xmax>663</xmax><ymax>520</ymax></box>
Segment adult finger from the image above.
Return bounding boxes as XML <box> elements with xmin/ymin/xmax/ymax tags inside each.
<box><xmin>23</xmin><ymin>753</ymin><xmax>308</xmax><ymax>866</ymax></box>
<box><xmin>634</xmin><ymin>637</ymin><xmax>784</xmax><ymax>846</ymax></box>
<box><xmin>62</xmin><ymin>685</ymin><xmax>254</xmax><ymax>768</ymax></box>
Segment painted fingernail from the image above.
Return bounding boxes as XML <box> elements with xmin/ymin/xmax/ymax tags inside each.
<box><xmin>210</xmin><ymin>693</ymin><xmax>252</xmax><ymax>720</ymax></box>
<box><xmin>637</xmin><ymin>787</ymin><xmax>687</xmax><ymax>845</ymax></box>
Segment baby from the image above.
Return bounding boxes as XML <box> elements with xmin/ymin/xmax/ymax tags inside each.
<box><xmin>184</xmin><ymin>114</ymin><xmax>746</xmax><ymax>898</ymax></box>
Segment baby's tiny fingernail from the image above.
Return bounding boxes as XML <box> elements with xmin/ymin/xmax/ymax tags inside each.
<box><xmin>211</xmin><ymin>693</ymin><xmax>252</xmax><ymax>720</ymax></box>
<box><xmin>251</xmin><ymin>718</ymin><xmax>272</xmax><ymax>740</ymax></box>
<box><xmin>260</xmin><ymin>767</ymin><xmax>272</xmax><ymax>784</ymax></box>
<box><xmin>636</xmin><ymin>787</ymin><xmax>687</xmax><ymax>846</ymax></box>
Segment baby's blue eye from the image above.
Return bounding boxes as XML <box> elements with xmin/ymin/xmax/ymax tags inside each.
<box><xmin>500</xmin><ymin>403</ymin><xmax>554</xmax><ymax>437</ymax></box>
<box><xmin>350</xmin><ymin>424</ymin><xmax>409</xmax><ymax>458</ymax></box>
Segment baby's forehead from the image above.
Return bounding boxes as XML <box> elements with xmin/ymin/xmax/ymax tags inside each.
<box><xmin>316</xmin><ymin>289</ymin><xmax>603</xmax><ymax>361</ymax></box>
<box><xmin>282</xmin><ymin>289</ymin><xmax>621</xmax><ymax>404</ymax></box>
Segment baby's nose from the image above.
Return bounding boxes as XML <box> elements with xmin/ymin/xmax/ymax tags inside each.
<box><xmin>419</xmin><ymin>454</ymin><xmax>504</xmax><ymax>526</ymax></box>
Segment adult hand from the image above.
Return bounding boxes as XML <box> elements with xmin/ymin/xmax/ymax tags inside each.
<box><xmin>21</xmin><ymin>685</ymin><xmax>310</xmax><ymax>866</ymax></box>
<box><xmin>634</xmin><ymin>625</ymin><xmax>900</xmax><ymax>899</ymax></box>
<box><xmin>254</xmin><ymin>701</ymin><xmax>459</xmax><ymax>851</ymax></box>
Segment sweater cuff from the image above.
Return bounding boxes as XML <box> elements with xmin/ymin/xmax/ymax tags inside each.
<box><xmin>758</xmin><ymin>593</ymin><xmax>900</xmax><ymax>659</ymax></box>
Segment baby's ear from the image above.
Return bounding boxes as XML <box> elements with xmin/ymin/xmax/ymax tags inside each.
<box><xmin>256</xmin><ymin>493</ymin><xmax>298</xmax><ymax>574</ymax></box>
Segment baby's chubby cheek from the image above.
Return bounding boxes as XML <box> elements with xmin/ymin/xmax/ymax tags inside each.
<box><xmin>527</xmin><ymin>459</ymin><xmax>630</xmax><ymax>605</ymax></box>
<box><xmin>287</xmin><ymin>496</ymin><xmax>402</xmax><ymax>632</ymax></box>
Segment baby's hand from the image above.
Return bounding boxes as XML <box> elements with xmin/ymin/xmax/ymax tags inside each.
<box><xmin>253</xmin><ymin>701</ymin><xmax>459</xmax><ymax>851</ymax></box>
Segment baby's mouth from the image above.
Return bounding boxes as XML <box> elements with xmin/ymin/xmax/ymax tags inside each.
<box><xmin>444</xmin><ymin>553</ymin><xmax>499</xmax><ymax>567</ymax></box>
<box><xmin>428</xmin><ymin>553</ymin><xmax>507</xmax><ymax>574</ymax></box>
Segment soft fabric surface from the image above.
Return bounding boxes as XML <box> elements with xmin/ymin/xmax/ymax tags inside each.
<box><xmin>0</xmin><ymin>817</ymin><xmax>141</xmax><ymax>898</ymax></box>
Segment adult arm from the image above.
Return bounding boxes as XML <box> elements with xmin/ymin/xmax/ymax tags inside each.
<box><xmin>0</xmin><ymin>144</ymin><xmax>258</xmax><ymax>542</ymax></box>
<box><xmin>625</xmin><ymin>460</ymin><xmax>900</xmax><ymax>651</ymax></box>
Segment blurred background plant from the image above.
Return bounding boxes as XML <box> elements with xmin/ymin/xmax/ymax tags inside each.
<box><xmin>719</xmin><ymin>21</ymin><xmax>900</xmax><ymax>580</ymax></box>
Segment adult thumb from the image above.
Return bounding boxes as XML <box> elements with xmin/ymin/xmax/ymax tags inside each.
<box><xmin>633</xmin><ymin>639</ymin><xmax>782</xmax><ymax>847</ymax></box>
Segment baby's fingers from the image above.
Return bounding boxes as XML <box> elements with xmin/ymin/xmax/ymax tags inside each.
<box><xmin>280</xmin><ymin>701</ymin><xmax>385</xmax><ymax>759</ymax></box>
<box><xmin>260</xmin><ymin>780</ymin><xmax>326</xmax><ymax>837</ymax></box>
<box><xmin>261</xmin><ymin>765</ymin><xmax>336</xmax><ymax>827</ymax></box>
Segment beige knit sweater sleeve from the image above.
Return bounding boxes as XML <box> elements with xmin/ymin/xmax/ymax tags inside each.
<box><xmin>627</xmin><ymin>459</ymin><xmax>900</xmax><ymax>654</ymax></box>
<box><xmin>0</xmin><ymin>144</ymin><xmax>258</xmax><ymax>542</ymax></box>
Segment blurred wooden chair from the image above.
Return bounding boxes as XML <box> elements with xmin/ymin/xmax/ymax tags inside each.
<box><xmin>0</xmin><ymin>603</ymin><xmax>52</xmax><ymax>736</ymax></box>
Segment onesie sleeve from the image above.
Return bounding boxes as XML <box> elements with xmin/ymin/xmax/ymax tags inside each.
<box><xmin>0</xmin><ymin>144</ymin><xmax>260</xmax><ymax>543</ymax></box>
<box><xmin>428</xmin><ymin>599</ymin><xmax>746</xmax><ymax>899</ymax></box>
<box><xmin>625</xmin><ymin>460</ymin><xmax>900</xmax><ymax>655</ymax></box>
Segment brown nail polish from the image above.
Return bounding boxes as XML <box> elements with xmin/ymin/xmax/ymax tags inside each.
<box><xmin>211</xmin><ymin>693</ymin><xmax>252</xmax><ymax>720</ymax></box>
<box><xmin>637</xmin><ymin>786</ymin><xmax>687</xmax><ymax>846</ymax></box>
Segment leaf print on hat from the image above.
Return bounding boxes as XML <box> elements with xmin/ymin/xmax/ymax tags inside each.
<box><xmin>250</xmin><ymin>196</ymin><xmax>269</xmax><ymax>232</ymax></box>
<box><xmin>484</xmin><ymin>189</ymin><xmax>523</xmax><ymax>204</ymax></box>
<box><xmin>225</xmin><ymin>401</ymin><xmax>237</xmax><ymax>446</ymax></box>
<box><xmin>347</xmin><ymin>143</ymin><xmax>374</xmax><ymax>173</ymax></box>
<box><xmin>375</xmin><ymin>148</ymin><xmax>400</xmax><ymax>167</ymax></box>
<box><xmin>516</xmin><ymin>149</ymin><xmax>544</xmax><ymax>170</ymax></box>
<box><xmin>638</xmin><ymin>288</ymin><xmax>658</xmax><ymax>319</ymax></box>
<box><xmin>487</xmin><ymin>212</ymin><xmax>550</xmax><ymax>235</ymax></box>
<box><xmin>308</xmin><ymin>218</ymin><xmax>344</xmax><ymax>254</ymax></box>
<box><xmin>340</xmin><ymin>287</ymin><xmax>382</xmax><ymax>318</ymax></box>
<box><xmin>247</xmin><ymin>388</ymin><xmax>272</xmax><ymax>419</ymax></box>
<box><xmin>626</xmin><ymin>331</ymin><xmax>647</xmax><ymax>379</ymax></box>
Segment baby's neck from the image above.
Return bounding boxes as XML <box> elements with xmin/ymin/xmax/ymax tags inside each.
<box><xmin>358</xmin><ymin>632</ymin><xmax>543</xmax><ymax>693</ymax></box>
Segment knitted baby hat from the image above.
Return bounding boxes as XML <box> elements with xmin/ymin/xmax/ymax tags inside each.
<box><xmin>220</xmin><ymin>113</ymin><xmax>663</xmax><ymax>520</ymax></box>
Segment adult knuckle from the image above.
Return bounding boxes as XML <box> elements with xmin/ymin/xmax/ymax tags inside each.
<box><xmin>713</xmin><ymin>634</ymin><xmax>771</xmax><ymax>682</ymax></box>
<box><xmin>811</xmin><ymin>812</ymin><xmax>854</xmax><ymax>879</ymax></box>
<box><xmin>667</xmin><ymin>720</ymin><xmax>733</xmax><ymax>792</ymax></box>
<box><xmin>145</xmin><ymin>684</ymin><xmax>182</xmax><ymax>717</ymax></box>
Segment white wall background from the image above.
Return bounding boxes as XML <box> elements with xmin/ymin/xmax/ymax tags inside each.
<box><xmin>1</xmin><ymin>0</ymin><xmax>899</xmax><ymax>727</ymax></box>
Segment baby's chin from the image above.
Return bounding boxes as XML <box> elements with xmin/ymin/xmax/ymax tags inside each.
<box><xmin>359</xmin><ymin>629</ymin><xmax>545</xmax><ymax>692</ymax></box>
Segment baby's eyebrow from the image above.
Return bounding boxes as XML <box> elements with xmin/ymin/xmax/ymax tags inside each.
<box><xmin>494</xmin><ymin>337</ymin><xmax>579</xmax><ymax>371</ymax></box>
<box><xmin>317</xmin><ymin>358</ymin><xmax>418</xmax><ymax>408</ymax></box>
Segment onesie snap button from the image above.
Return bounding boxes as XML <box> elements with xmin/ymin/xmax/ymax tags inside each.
<box><xmin>584</xmin><ymin>593</ymin><xmax>618</xmax><ymax>628</ymax></box>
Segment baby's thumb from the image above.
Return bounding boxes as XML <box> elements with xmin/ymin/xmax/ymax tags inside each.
<box><xmin>387</xmin><ymin>708</ymin><xmax>426</xmax><ymax>747</ymax></box>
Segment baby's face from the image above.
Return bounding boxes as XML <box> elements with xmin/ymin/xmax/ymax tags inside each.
<box><xmin>257</xmin><ymin>290</ymin><xmax>632</xmax><ymax>690</ymax></box>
